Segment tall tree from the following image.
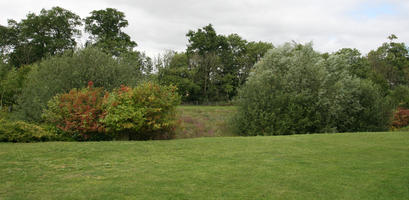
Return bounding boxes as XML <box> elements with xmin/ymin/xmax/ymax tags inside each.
<box><xmin>0</xmin><ymin>7</ymin><xmax>82</xmax><ymax>67</ymax></box>
<box><xmin>157</xmin><ymin>51</ymin><xmax>200</xmax><ymax>102</ymax></box>
<box><xmin>367</xmin><ymin>34</ymin><xmax>409</xmax><ymax>92</ymax></box>
<box><xmin>84</xmin><ymin>8</ymin><xmax>137</xmax><ymax>56</ymax></box>
<box><xmin>241</xmin><ymin>41</ymin><xmax>273</xmax><ymax>84</ymax></box>
<box><xmin>185</xmin><ymin>24</ymin><xmax>273</xmax><ymax>102</ymax></box>
<box><xmin>334</xmin><ymin>48</ymin><xmax>370</xmax><ymax>79</ymax></box>
<box><xmin>186</xmin><ymin>24</ymin><xmax>228</xmax><ymax>102</ymax></box>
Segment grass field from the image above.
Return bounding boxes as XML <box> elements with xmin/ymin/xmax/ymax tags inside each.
<box><xmin>1</xmin><ymin>132</ymin><xmax>408</xmax><ymax>199</ymax></box>
<box><xmin>175</xmin><ymin>105</ymin><xmax>236</xmax><ymax>138</ymax></box>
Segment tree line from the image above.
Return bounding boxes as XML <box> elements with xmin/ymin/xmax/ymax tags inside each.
<box><xmin>1</xmin><ymin>7</ymin><xmax>409</xmax><ymax>132</ymax></box>
<box><xmin>0</xmin><ymin>7</ymin><xmax>274</xmax><ymax>107</ymax></box>
<box><xmin>0</xmin><ymin>7</ymin><xmax>139</xmax><ymax>67</ymax></box>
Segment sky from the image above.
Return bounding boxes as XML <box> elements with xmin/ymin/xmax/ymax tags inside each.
<box><xmin>1</xmin><ymin>0</ymin><xmax>409</xmax><ymax>58</ymax></box>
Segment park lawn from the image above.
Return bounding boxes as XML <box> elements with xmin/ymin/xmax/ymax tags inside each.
<box><xmin>0</xmin><ymin>132</ymin><xmax>409</xmax><ymax>200</ymax></box>
<box><xmin>175</xmin><ymin>105</ymin><xmax>236</xmax><ymax>138</ymax></box>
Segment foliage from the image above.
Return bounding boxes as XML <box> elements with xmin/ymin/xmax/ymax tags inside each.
<box><xmin>391</xmin><ymin>107</ymin><xmax>409</xmax><ymax>130</ymax></box>
<box><xmin>42</xmin><ymin>82</ymin><xmax>180</xmax><ymax>141</ymax></box>
<box><xmin>121</xmin><ymin>51</ymin><xmax>153</xmax><ymax>76</ymax></box>
<box><xmin>0</xmin><ymin>7</ymin><xmax>82</xmax><ymax>67</ymax></box>
<box><xmin>334</xmin><ymin>48</ymin><xmax>370</xmax><ymax>79</ymax></box>
<box><xmin>101</xmin><ymin>85</ymin><xmax>145</xmax><ymax>138</ymax></box>
<box><xmin>0</xmin><ymin>63</ymin><xmax>31</xmax><ymax>108</ymax></box>
<box><xmin>184</xmin><ymin>24</ymin><xmax>273</xmax><ymax>103</ymax></box>
<box><xmin>388</xmin><ymin>85</ymin><xmax>409</xmax><ymax>109</ymax></box>
<box><xmin>157</xmin><ymin>51</ymin><xmax>200</xmax><ymax>102</ymax></box>
<box><xmin>367</xmin><ymin>35</ymin><xmax>409</xmax><ymax>93</ymax></box>
<box><xmin>186</xmin><ymin>24</ymin><xmax>226</xmax><ymax>102</ymax></box>
<box><xmin>84</xmin><ymin>8</ymin><xmax>137</xmax><ymax>57</ymax></box>
<box><xmin>42</xmin><ymin>81</ymin><xmax>110</xmax><ymax>140</ymax></box>
<box><xmin>15</xmin><ymin>47</ymin><xmax>144</xmax><ymax>122</ymax></box>
<box><xmin>102</xmin><ymin>82</ymin><xmax>181</xmax><ymax>140</ymax></box>
<box><xmin>0</xmin><ymin>117</ymin><xmax>56</xmax><ymax>142</ymax></box>
<box><xmin>239</xmin><ymin>41</ymin><xmax>274</xmax><ymax>85</ymax></box>
<box><xmin>234</xmin><ymin>43</ymin><xmax>391</xmax><ymax>136</ymax></box>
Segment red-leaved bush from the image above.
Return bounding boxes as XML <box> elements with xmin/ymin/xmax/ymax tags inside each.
<box><xmin>42</xmin><ymin>81</ymin><xmax>110</xmax><ymax>140</ymax></box>
<box><xmin>391</xmin><ymin>107</ymin><xmax>409</xmax><ymax>129</ymax></box>
<box><xmin>43</xmin><ymin>82</ymin><xmax>181</xmax><ymax>141</ymax></box>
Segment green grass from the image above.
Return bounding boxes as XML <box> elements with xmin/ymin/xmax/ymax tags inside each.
<box><xmin>175</xmin><ymin>105</ymin><xmax>236</xmax><ymax>138</ymax></box>
<box><xmin>1</xmin><ymin>132</ymin><xmax>408</xmax><ymax>199</ymax></box>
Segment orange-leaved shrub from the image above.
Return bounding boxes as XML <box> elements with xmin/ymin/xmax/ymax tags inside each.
<box><xmin>102</xmin><ymin>82</ymin><xmax>181</xmax><ymax>140</ymax></box>
<box><xmin>42</xmin><ymin>81</ymin><xmax>110</xmax><ymax>140</ymax></box>
<box><xmin>391</xmin><ymin>107</ymin><xmax>409</xmax><ymax>129</ymax></box>
<box><xmin>43</xmin><ymin>82</ymin><xmax>181</xmax><ymax>141</ymax></box>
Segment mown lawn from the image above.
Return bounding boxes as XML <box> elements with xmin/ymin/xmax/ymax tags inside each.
<box><xmin>1</xmin><ymin>132</ymin><xmax>408</xmax><ymax>199</ymax></box>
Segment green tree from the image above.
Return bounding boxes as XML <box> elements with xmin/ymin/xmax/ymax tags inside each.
<box><xmin>186</xmin><ymin>24</ymin><xmax>228</xmax><ymax>102</ymax></box>
<box><xmin>185</xmin><ymin>24</ymin><xmax>273</xmax><ymax>102</ymax></box>
<box><xmin>157</xmin><ymin>51</ymin><xmax>200</xmax><ymax>102</ymax></box>
<box><xmin>84</xmin><ymin>8</ymin><xmax>137</xmax><ymax>56</ymax></box>
<box><xmin>15</xmin><ymin>47</ymin><xmax>145</xmax><ymax>122</ymax></box>
<box><xmin>334</xmin><ymin>48</ymin><xmax>370</xmax><ymax>79</ymax></box>
<box><xmin>367</xmin><ymin>35</ymin><xmax>409</xmax><ymax>92</ymax></box>
<box><xmin>239</xmin><ymin>41</ymin><xmax>274</xmax><ymax>85</ymax></box>
<box><xmin>0</xmin><ymin>62</ymin><xmax>31</xmax><ymax>109</ymax></box>
<box><xmin>0</xmin><ymin>7</ymin><xmax>82</xmax><ymax>67</ymax></box>
<box><xmin>234</xmin><ymin>43</ymin><xmax>390</xmax><ymax>136</ymax></box>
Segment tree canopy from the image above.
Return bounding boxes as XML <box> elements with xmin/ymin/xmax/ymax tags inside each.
<box><xmin>0</xmin><ymin>7</ymin><xmax>82</xmax><ymax>67</ymax></box>
<box><xmin>84</xmin><ymin>8</ymin><xmax>137</xmax><ymax>56</ymax></box>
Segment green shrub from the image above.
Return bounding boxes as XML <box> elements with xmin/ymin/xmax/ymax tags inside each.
<box><xmin>102</xmin><ymin>82</ymin><xmax>181</xmax><ymax>140</ymax></box>
<box><xmin>0</xmin><ymin>118</ymin><xmax>57</xmax><ymax>142</ymax></box>
<box><xmin>15</xmin><ymin>47</ymin><xmax>144</xmax><ymax>122</ymax></box>
<box><xmin>42</xmin><ymin>81</ymin><xmax>111</xmax><ymax>141</ymax></box>
<box><xmin>0</xmin><ymin>63</ymin><xmax>31</xmax><ymax>109</ymax></box>
<box><xmin>234</xmin><ymin>43</ymin><xmax>391</xmax><ymax>136</ymax></box>
<box><xmin>101</xmin><ymin>85</ymin><xmax>144</xmax><ymax>138</ymax></box>
<box><xmin>389</xmin><ymin>85</ymin><xmax>409</xmax><ymax>109</ymax></box>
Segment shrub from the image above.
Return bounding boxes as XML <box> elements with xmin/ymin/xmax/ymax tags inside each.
<box><xmin>389</xmin><ymin>85</ymin><xmax>409</xmax><ymax>109</ymax></box>
<box><xmin>42</xmin><ymin>81</ymin><xmax>110</xmax><ymax>140</ymax></box>
<box><xmin>0</xmin><ymin>118</ymin><xmax>56</xmax><ymax>142</ymax></box>
<box><xmin>234</xmin><ymin>43</ymin><xmax>391</xmax><ymax>136</ymax></box>
<box><xmin>391</xmin><ymin>107</ymin><xmax>409</xmax><ymax>129</ymax></box>
<box><xmin>43</xmin><ymin>82</ymin><xmax>181</xmax><ymax>141</ymax></box>
<box><xmin>0</xmin><ymin>63</ymin><xmax>31</xmax><ymax>109</ymax></box>
<box><xmin>102</xmin><ymin>82</ymin><xmax>181</xmax><ymax>140</ymax></box>
<box><xmin>101</xmin><ymin>85</ymin><xmax>144</xmax><ymax>139</ymax></box>
<box><xmin>16</xmin><ymin>47</ymin><xmax>144</xmax><ymax>122</ymax></box>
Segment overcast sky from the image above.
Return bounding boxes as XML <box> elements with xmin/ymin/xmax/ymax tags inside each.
<box><xmin>1</xmin><ymin>0</ymin><xmax>409</xmax><ymax>57</ymax></box>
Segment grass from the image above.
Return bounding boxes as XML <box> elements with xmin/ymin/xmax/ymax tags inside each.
<box><xmin>175</xmin><ymin>105</ymin><xmax>236</xmax><ymax>138</ymax></box>
<box><xmin>1</xmin><ymin>132</ymin><xmax>408</xmax><ymax>199</ymax></box>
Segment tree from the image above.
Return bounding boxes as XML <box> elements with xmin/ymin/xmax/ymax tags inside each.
<box><xmin>186</xmin><ymin>24</ymin><xmax>227</xmax><ymax>102</ymax></box>
<box><xmin>367</xmin><ymin>35</ymin><xmax>409</xmax><ymax>92</ymax></box>
<box><xmin>15</xmin><ymin>47</ymin><xmax>145</xmax><ymax>122</ymax></box>
<box><xmin>157</xmin><ymin>51</ymin><xmax>200</xmax><ymax>102</ymax></box>
<box><xmin>239</xmin><ymin>41</ymin><xmax>273</xmax><ymax>85</ymax></box>
<box><xmin>84</xmin><ymin>8</ymin><xmax>137</xmax><ymax>56</ymax></box>
<box><xmin>184</xmin><ymin>24</ymin><xmax>274</xmax><ymax>103</ymax></box>
<box><xmin>0</xmin><ymin>62</ymin><xmax>31</xmax><ymax>109</ymax></box>
<box><xmin>234</xmin><ymin>43</ymin><xmax>390</xmax><ymax>136</ymax></box>
<box><xmin>334</xmin><ymin>48</ymin><xmax>370</xmax><ymax>79</ymax></box>
<box><xmin>0</xmin><ymin>7</ymin><xmax>82</xmax><ymax>67</ymax></box>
